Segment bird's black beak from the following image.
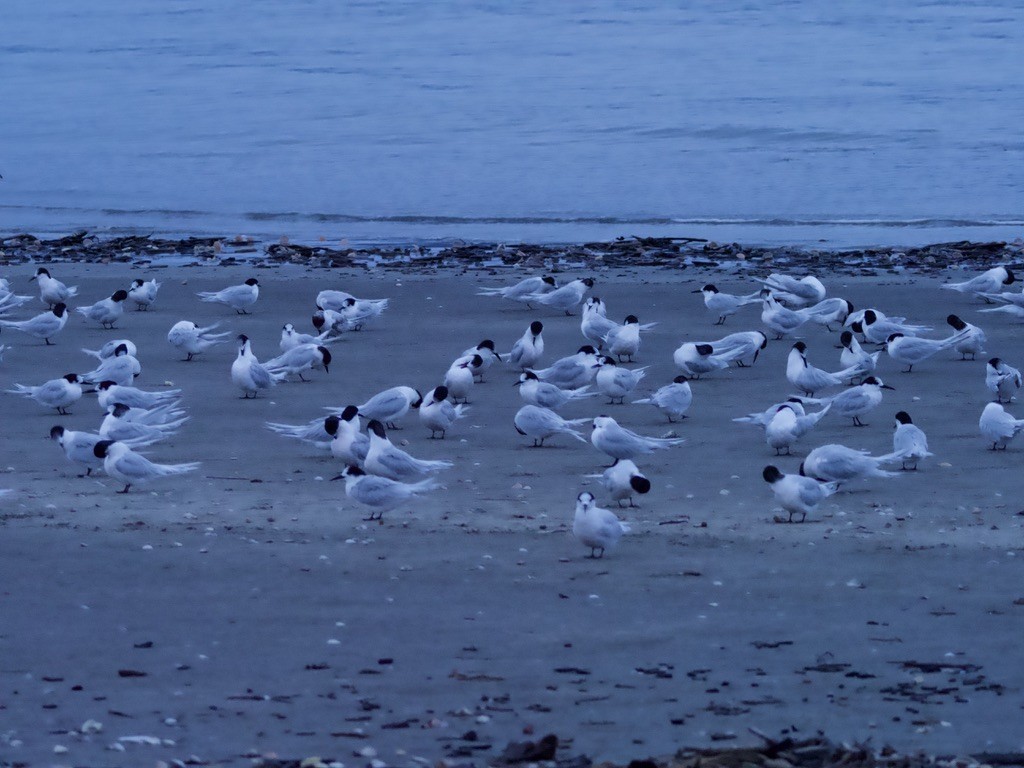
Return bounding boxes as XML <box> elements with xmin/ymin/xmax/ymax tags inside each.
<box><xmin>329</xmin><ymin>474</ymin><xmax>344</xmax><ymax>481</ymax></box>
<box><xmin>881</xmin><ymin>384</ymin><xmax>895</xmax><ymax>390</ymax></box>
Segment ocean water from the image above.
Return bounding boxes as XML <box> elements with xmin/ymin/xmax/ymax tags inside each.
<box><xmin>2</xmin><ymin>0</ymin><xmax>1022</xmax><ymax>248</ymax></box>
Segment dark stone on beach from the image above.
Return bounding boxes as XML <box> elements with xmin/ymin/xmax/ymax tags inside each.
<box><xmin>497</xmin><ymin>732</ymin><xmax>559</xmax><ymax>763</ymax></box>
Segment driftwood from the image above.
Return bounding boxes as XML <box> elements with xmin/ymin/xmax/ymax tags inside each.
<box><xmin>0</xmin><ymin>230</ymin><xmax>1021</xmax><ymax>274</ymax></box>
<box><xmin>248</xmin><ymin>731</ymin><xmax>1024</xmax><ymax>768</ymax></box>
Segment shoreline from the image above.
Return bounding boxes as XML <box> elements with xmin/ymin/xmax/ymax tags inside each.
<box><xmin>2</xmin><ymin>230</ymin><xmax>1023</xmax><ymax>273</ymax></box>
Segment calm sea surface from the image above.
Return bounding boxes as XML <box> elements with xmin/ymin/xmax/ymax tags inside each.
<box><xmin>2</xmin><ymin>1</ymin><xmax>1022</xmax><ymax>247</ymax></box>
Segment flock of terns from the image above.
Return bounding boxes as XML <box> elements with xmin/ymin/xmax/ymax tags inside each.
<box><xmin>2</xmin><ymin>263</ymin><xmax>1023</xmax><ymax>557</ymax></box>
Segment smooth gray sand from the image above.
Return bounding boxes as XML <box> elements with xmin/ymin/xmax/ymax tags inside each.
<box><xmin>1</xmin><ymin>262</ymin><xmax>1023</xmax><ymax>766</ymax></box>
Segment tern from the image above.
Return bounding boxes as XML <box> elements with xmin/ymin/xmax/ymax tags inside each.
<box><xmin>573</xmin><ymin>492</ymin><xmax>630</xmax><ymax>558</ymax></box>
<box><xmin>762</xmin><ymin>465</ymin><xmax>838</xmax><ymax>523</ymax></box>
<box><xmin>198</xmin><ymin>278</ymin><xmax>259</xmax><ymax>314</ymax></box>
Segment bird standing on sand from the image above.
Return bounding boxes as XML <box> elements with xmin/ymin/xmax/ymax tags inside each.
<box><xmin>198</xmin><ymin>278</ymin><xmax>260</xmax><ymax>314</ymax></box>
<box><xmin>7</xmin><ymin>373</ymin><xmax>82</xmax><ymax>414</ymax></box>
<box><xmin>762</xmin><ymin>465</ymin><xmax>838</xmax><ymax>523</ymax></box>
<box><xmin>231</xmin><ymin>334</ymin><xmax>283</xmax><ymax>397</ymax></box>
<box><xmin>979</xmin><ymin>402</ymin><xmax>1024</xmax><ymax>450</ymax></box>
<box><xmin>92</xmin><ymin>440</ymin><xmax>199</xmax><ymax>494</ymax></box>
<box><xmin>573</xmin><ymin>491</ymin><xmax>630</xmax><ymax>558</ymax></box>
<box><xmin>695</xmin><ymin>284</ymin><xmax>760</xmax><ymax>324</ymax></box>
<box><xmin>590</xmin><ymin>415</ymin><xmax>685</xmax><ymax>460</ymax></box>
<box><xmin>523</xmin><ymin>278</ymin><xmax>594</xmax><ymax>316</ymax></box>
<box><xmin>513</xmin><ymin>405</ymin><xmax>589</xmax><ymax>447</ymax></box>
<box><xmin>128</xmin><ymin>278</ymin><xmax>161</xmax><ymax>310</ymax></box>
<box><xmin>892</xmin><ymin>411</ymin><xmax>932</xmax><ymax>470</ymax></box>
<box><xmin>331</xmin><ymin>465</ymin><xmax>442</xmax><ymax>521</ymax></box>
<box><xmin>633</xmin><ymin>375</ymin><xmax>692</xmax><ymax>422</ymax></box>
<box><xmin>168</xmin><ymin>320</ymin><xmax>231</xmax><ymax>360</ymax></box>
<box><xmin>942</xmin><ymin>266</ymin><xmax>1014</xmax><ymax>300</ymax></box>
<box><xmin>585</xmin><ymin>460</ymin><xmax>651</xmax><ymax>508</ymax></box>
<box><xmin>986</xmin><ymin>358</ymin><xmax>1022</xmax><ymax>403</ymax></box>
<box><xmin>77</xmin><ymin>289</ymin><xmax>129</xmax><ymax>329</ymax></box>
<box><xmin>506</xmin><ymin>321</ymin><xmax>544</xmax><ymax>370</ymax></box>
<box><xmin>419</xmin><ymin>385</ymin><xmax>468</xmax><ymax>439</ymax></box>
<box><xmin>0</xmin><ymin>303</ymin><xmax>69</xmax><ymax>344</ymax></box>
<box><xmin>32</xmin><ymin>267</ymin><xmax>78</xmax><ymax>308</ymax></box>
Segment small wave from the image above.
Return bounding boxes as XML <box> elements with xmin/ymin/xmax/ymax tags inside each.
<box><xmin>2</xmin><ymin>204</ymin><xmax>1022</xmax><ymax>231</ymax></box>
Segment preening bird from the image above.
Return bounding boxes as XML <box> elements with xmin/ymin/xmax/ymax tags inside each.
<box><xmin>327</xmin><ymin>408</ymin><xmax>370</xmax><ymax>466</ymax></box>
<box><xmin>444</xmin><ymin>354</ymin><xmax>480</xmax><ymax>403</ymax></box>
<box><xmin>593</xmin><ymin>356</ymin><xmax>647</xmax><ymax>404</ymax></box>
<box><xmin>263</xmin><ymin>343</ymin><xmax>332</xmax><ymax>381</ymax></box>
<box><xmin>892</xmin><ymin>411</ymin><xmax>932</xmax><ymax>470</ymax></box>
<box><xmin>505</xmin><ymin>321</ymin><xmax>545</xmax><ymax>371</ymax></box>
<box><xmin>167</xmin><ymin>320</ymin><xmax>231</xmax><ymax>361</ymax></box>
<box><xmin>31</xmin><ymin>267</ymin><xmax>78</xmax><ymax>308</ymax></box>
<box><xmin>986</xmin><ymin>358</ymin><xmax>1022</xmax><ymax>403</ymax></box>
<box><xmin>733</xmin><ymin>397</ymin><xmax>810</xmax><ymax>428</ymax></box>
<box><xmin>945</xmin><ymin>314</ymin><xmax>986</xmax><ymax>360</ymax></box>
<box><xmin>522</xmin><ymin>277</ymin><xmax>594</xmax><ymax>315</ymax></box>
<box><xmin>839</xmin><ymin>330</ymin><xmax>880</xmax><ymax>378</ymax></box>
<box><xmin>586</xmin><ymin>459</ymin><xmax>651</xmax><ymax>508</ymax></box>
<box><xmin>756</xmin><ymin>273</ymin><xmax>827</xmax><ymax>307</ymax></box>
<box><xmin>477</xmin><ymin>275</ymin><xmax>555</xmax><ymax>307</ymax></box>
<box><xmin>942</xmin><ymin>266</ymin><xmax>1014</xmax><ymax>299</ymax></box>
<box><xmin>764</xmin><ymin>402</ymin><xmax>831</xmax><ymax>455</ymax></box>
<box><xmin>699</xmin><ymin>331</ymin><xmax>768</xmax><ymax>368</ymax></box>
<box><xmin>673</xmin><ymin>342</ymin><xmax>729</xmax><ymax>378</ymax></box>
<box><xmin>338</xmin><ymin>296</ymin><xmax>388</xmax><ymax>330</ymax></box>
<box><xmin>279</xmin><ymin>322</ymin><xmax>333</xmax><ymax>352</ymax></box>
<box><xmin>602</xmin><ymin>314</ymin><xmax>655</xmax><ymax>362</ymax></box>
<box><xmin>632</xmin><ymin>375</ymin><xmax>692</xmax><ymax>422</ymax></box>
<box><xmin>128</xmin><ymin>278</ymin><xmax>161</xmax><ymax>310</ymax></box>
<box><xmin>459</xmin><ymin>340</ymin><xmax>501</xmax><ymax>381</ymax></box>
<box><xmin>786</xmin><ymin>341</ymin><xmax>865</xmax><ymax>397</ymax></box>
<box><xmin>231</xmin><ymin>334</ymin><xmax>284</xmax><ymax>397</ymax></box>
<box><xmin>760</xmin><ymin>290</ymin><xmax>811</xmax><ymax>338</ymax></box>
<box><xmin>580</xmin><ymin>297</ymin><xmax>620</xmax><ymax>347</ymax></box>
<box><xmin>979</xmin><ymin>402</ymin><xmax>1024</xmax><ymax>450</ymax></box>
<box><xmin>81</xmin><ymin>338</ymin><xmax>138</xmax><ymax>360</ymax></box>
<box><xmin>800</xmin><ymin>444</ymin><xmax>902</xmax><ymax>485</ymax></box>
<box><xmin>802</xmin><ymin>297</ymin><xmax>854</xmax><ymax>331</ymax></box>
<box><xmin>419</xmin><ymin>385</ymin><xmax>468</xmax><ymax>439</ymax></box>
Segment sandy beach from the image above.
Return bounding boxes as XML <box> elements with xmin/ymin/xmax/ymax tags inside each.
<box><xmin>1</xmin><ymin>259</ymin><xmax>1023</xmax><ymax>767</ymax></box>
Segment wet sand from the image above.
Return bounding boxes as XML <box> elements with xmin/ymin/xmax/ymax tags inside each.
<box><xmin>1</xmin><ymin>261</ymin><xmax>1023</xmax><ymax>766</ymax></box>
